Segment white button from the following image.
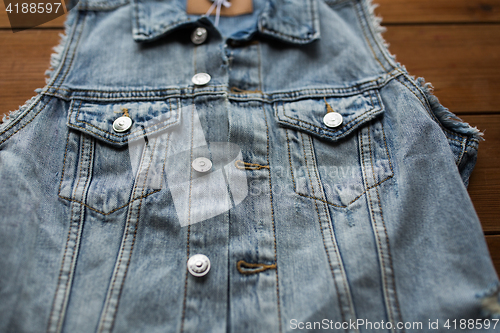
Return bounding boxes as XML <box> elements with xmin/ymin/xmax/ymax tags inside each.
<box><xmin>192</xmin><ymin>73</ymin><xmax>211</xmax><ymax>86</ymax></box>
<box><xmin>323</xmin><ymin>112</ymin><xmax>343</xmax><ymax>128</ymax></box>
<box><xmin>191</xmin><ymin>27</ymin><xmax>208</xmax><ymax>45</ymax></box>
<box><xmin>112</xmin><ymin>116</ymin><xmax>133</xmax><ymax>132</ymax></box>
<box><xmin>187</xmin><ymin>254</ymin><xmax>211</xmax><ymax>277</ymax></box>
<box><xmin>192</xmin><ymin>157</ymin><xmax>212</xmax><ymax>173</ymax></box>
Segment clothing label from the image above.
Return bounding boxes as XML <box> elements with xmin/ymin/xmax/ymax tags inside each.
<box><xmin>186</xmin><ymin>0</ymin><xmax>253</xmax><ymax>16</ymax></box>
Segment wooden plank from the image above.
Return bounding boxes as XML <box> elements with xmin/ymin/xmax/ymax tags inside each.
<box><xmin>486</xmin><ymin>235</ymin><xmax>500</xmax><ymax>276</ymax></box>
<box><xmin>376</xmin><ymin>0</ymin><xmax>500</xmax><ymax>24</ymax></box>
<box><xmin>463</xmin><ymin>115</ymin><xmax>500</xmax><ymax>233</ymax></box>
<box><xmin>0</xmin><ymin>1</ymin><xmax>66</xmax><ymax>29</ymax></box>
<box><xmin>0</xmin><ymin>30</ymin><xmax>61</xmax><ymax>120</ymax></box>
<box><xmin>384</xmin><ymin>24</ymin><xmax>500</xmax><ymax>114</ymax></box>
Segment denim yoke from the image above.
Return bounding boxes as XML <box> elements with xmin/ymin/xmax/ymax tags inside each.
<box><xmin>0</xmin><ymin>0</ymin><xmax>499</xmax><ymax>332</ymax></box>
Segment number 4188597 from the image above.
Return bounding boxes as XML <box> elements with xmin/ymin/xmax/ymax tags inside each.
<box><xmin>5</xmin><ymin>2</ymin><xmax>62</xmax><ymax>14</ymax></box>
<box><xmin>444</xmin><ymin>319</ymin><xmax>498</xmax><ymax>330</ymax></box>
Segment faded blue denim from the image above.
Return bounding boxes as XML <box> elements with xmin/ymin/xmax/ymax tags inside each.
<box><xmin>1</xmin><ymin>0</ymin><xmax>499</xmax><ymax>332</ymax></box>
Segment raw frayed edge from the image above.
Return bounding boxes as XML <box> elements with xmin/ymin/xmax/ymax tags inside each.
<box><xmin>0</xmin><ymin>95</ymin><xmax>39</xmax><ymax>131</ymax></box>
<box><xmin>476</xmin><ymin>282</ymin><xmax>500</xmax><ymax>318</ymax></box>
<box><xmin>416</xmin><ymin>77</ymin><xmax>484</xmax><ymax>141</ymax></box>
<box><xmin>44</xmin><ymin>33</ymin><xmax>69</xmax><ymax>84</ymax></box>
<box><xmin>365</xmin><ymin>0</ymin><xmax>395</xmax><ymax>60</ymax></box>
<box><xmin>45</xmin><ymin>6</ymin><xmax>77</xmax><ymax>84</ymax></box>
<box><xmin>44</xmin><ymin>15</ymin><xmax>73</xmax><ymax>84</ymax></box>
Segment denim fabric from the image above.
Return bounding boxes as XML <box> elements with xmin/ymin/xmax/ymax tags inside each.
<box><xmin>1</xmin><ymin>0</ymin><xmax>499</xmax><ymax>332</ymax></box>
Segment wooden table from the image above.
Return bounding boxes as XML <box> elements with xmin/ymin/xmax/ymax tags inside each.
<box><xmin>1</xmin><ymin>0</ymin><xmax>499</xmax><ymax>274</ymax></box>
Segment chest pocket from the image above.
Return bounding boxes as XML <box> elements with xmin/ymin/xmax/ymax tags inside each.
<box><xmin>275</xmin><ymin>89</ymin><xmax>393</xmax><ymax>208</ymax></box>
<box><xmin>59</xmin><ymin>98</ymin><xmax>180</xmax><ymax>215</ymax></box>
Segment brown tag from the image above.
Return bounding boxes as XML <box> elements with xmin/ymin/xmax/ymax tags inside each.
<box><xmin>186</xmin><ymin>0</ymin><xmax>253</xmax><ymax>17</ymax></box>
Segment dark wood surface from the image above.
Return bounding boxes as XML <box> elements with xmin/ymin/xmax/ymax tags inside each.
<box><xmin>0</xmin><ymin>1</ymin><xmax>499</xmax><ymax>273</ymax></box>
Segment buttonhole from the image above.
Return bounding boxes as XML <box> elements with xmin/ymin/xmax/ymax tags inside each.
<box><xmin>237</xmin><ymin>260</ymin><xmax>276</xmax><ymax>275</ymax></box>
<box><xmin>235</xmin><ymin>160</ymin><xmax>269</xmax><ymax>170</ymax></box>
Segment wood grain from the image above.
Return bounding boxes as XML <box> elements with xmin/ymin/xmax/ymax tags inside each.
<box><xmin>376</xmin><ymin>0</ymin><xmax>500</xmax><ymax>24</ymax></box>
<box><xmin>384</xmin><ymin>24</ymin><xmax>500</xmax><ymax>114</ymax></box>
<box><xmin>486</xmin><ymin>235</ymin><xmax>500</xmax><ymax>275</ymax></box>
<box><xmin>463</xmin><ymin>115</ymin><xmax>500</xmax><ymax>233</ymax></box>
<box><xmin>0</xmin><ymin>30</ymin><xmax>60</xmax><ymax>119</ymax></box>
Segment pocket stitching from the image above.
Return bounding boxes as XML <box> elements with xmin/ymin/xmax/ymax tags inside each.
<box><xmin>285</xmin><ymin>119</ymin><xmax>394</xmax><ymax>208</ymax></box>
<box><xmin>281</xmin><ymin>90</ymin><xmax>378</xmax><ymax>132</ymax></box>
<box><xmin>58</xmin><ymin>127</ymin><xmax>170</xmax><ymax>215</ymax></box>
<box><xmin>68</xmin><ymin>98</ymin><xmax>180</xmax><ymax>144</ymax></box>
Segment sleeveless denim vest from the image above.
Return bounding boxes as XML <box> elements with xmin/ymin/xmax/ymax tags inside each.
<box><xmin>1</xmin><ymin>0</ymin><xmax>499</xmax><ymax>332</ymax></box>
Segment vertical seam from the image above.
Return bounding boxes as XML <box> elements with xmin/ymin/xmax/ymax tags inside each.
<box><xmin>374</xmin><ymin>186</ymin><xmax>403</xmax><ymax>331</ymax></box>
<box><xmin>193</xmin><ymin>46</ymin><xmax>197</xmax><ymax>76</ymax></box>
<box><xmin>158</xmin><ymin>131</ymin><xmax>171</xmax><ymax>189</ymax></box>
<box><xmin>307</xmin><ymin>135</ymin><xmax>356</xmax><ymax>325</ymax></box>
<box><xmin>108</xmin><ymin>138</ymin><xmax>158</xmax><ymax>332</ymax></box>
<box><xmin>181</xmin><ymin>104</ymin><xmax>196</xmax><ymax>333</ymax></box>
<box><xmin>366</xmin><ymin>126</ymin><xmax>391</xmax><ymax>319</ymax></box>
<box><xmin>257</xmin><ymin>44</ymin><xmax>281</xmax><ymax>333</ymax></box>
<box><xmin>47</xmin><ymin>134</ymin><xmax>85</xmax><ymax>333</ymax></box>
<box><xmin>47</xmin><ymin>135</ymin><xmax>93</xmax><ymax>333</ymax></box>
<box><xmin>376</xmin><ymin>116</ymin><xmax>402</xmax><ymax>331</ymax></box>
<box><xmin>359</xmin><ymin>130</ymin><xmax>386</xmax><ymax>316</ymax></box>
<box><xmin>187</xmin><ymin>104</ymin><xmax>195</xmax><ymax>229</ymax></box>
<box><xmin>72</xmin><ymin>136</ymin><xmax>87</xmax><ymax>201</ymax></box>
<box><xmin>74</xmin><ymin>96</ymin><xmax>83</xmax><ymax>122</ymax></box>
<box><xmin>300</xmin><ymin>132</ymin><xmax>347</xmax><ymax>328</ymax></box>
<box><xmin>309</xmin><ymin>0</ymin><xmax>317</xmax><ymax>35</ymax></box>
<box><xmin>261</xmin><ymin>103</ymin><xmax>282</xmax><ymax>333</ymax></box>
<box><xmin>57</xmin><ymin>131</ymin><xmax>72</xmax><ymax>196</ymax></box>
<box><xmin>180</xmin><ymin>225</ymin><xmax>190</xmax><ymax>333</ymax></box>
<box><xmin>132</xmin><ymin>0</ymin><xmax>140</xmax><ymax>35</ymax></box>
<box><xmin>364</xmin><ymin>125</ymin><xmax>397</xmax><ymax>329</ymax></box>
<box><xmin>285</xmin><ymin>129</ymin><xmax>297</xmax><ymax>193</ymax></box>
<box><xmin>257</xmin><ymin>42</ymin><xmax>262</xmax><ymax>92</ymax></box>
<box><xmin>58</xmin><ymin>137</ymin><xmax>93</xmax><ymax>330</ymax></box>
<box><xmin>98</xmin><ymin>134</ymin><xmax>149</xmax><ymax>332</ymax></box>
<box><xmin>381</xmin><ymin>121</ymin><xmax>394</xmax><ymax>175</ymax></box>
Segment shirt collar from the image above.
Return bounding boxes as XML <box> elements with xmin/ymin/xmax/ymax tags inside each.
<box><xmin>131</xmin><ymin>0</ymin><xmax>320</xmax><ymax>44</ymax></box>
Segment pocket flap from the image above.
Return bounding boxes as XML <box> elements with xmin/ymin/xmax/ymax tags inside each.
<box><xmin>67</xmin><ymin>98</ymin><xmax>181</xmax><ymax>146</ymax></box>
<box><xmin>274</xmin><ymin>89</ymin><xmax>384</xmax><ymax>142</ymax></box>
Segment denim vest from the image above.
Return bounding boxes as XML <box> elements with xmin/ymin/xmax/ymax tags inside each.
<box><xmin>1</xmin><ymin>0</ymin><xmax>499</xmax><ymax>332</ymax></box>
